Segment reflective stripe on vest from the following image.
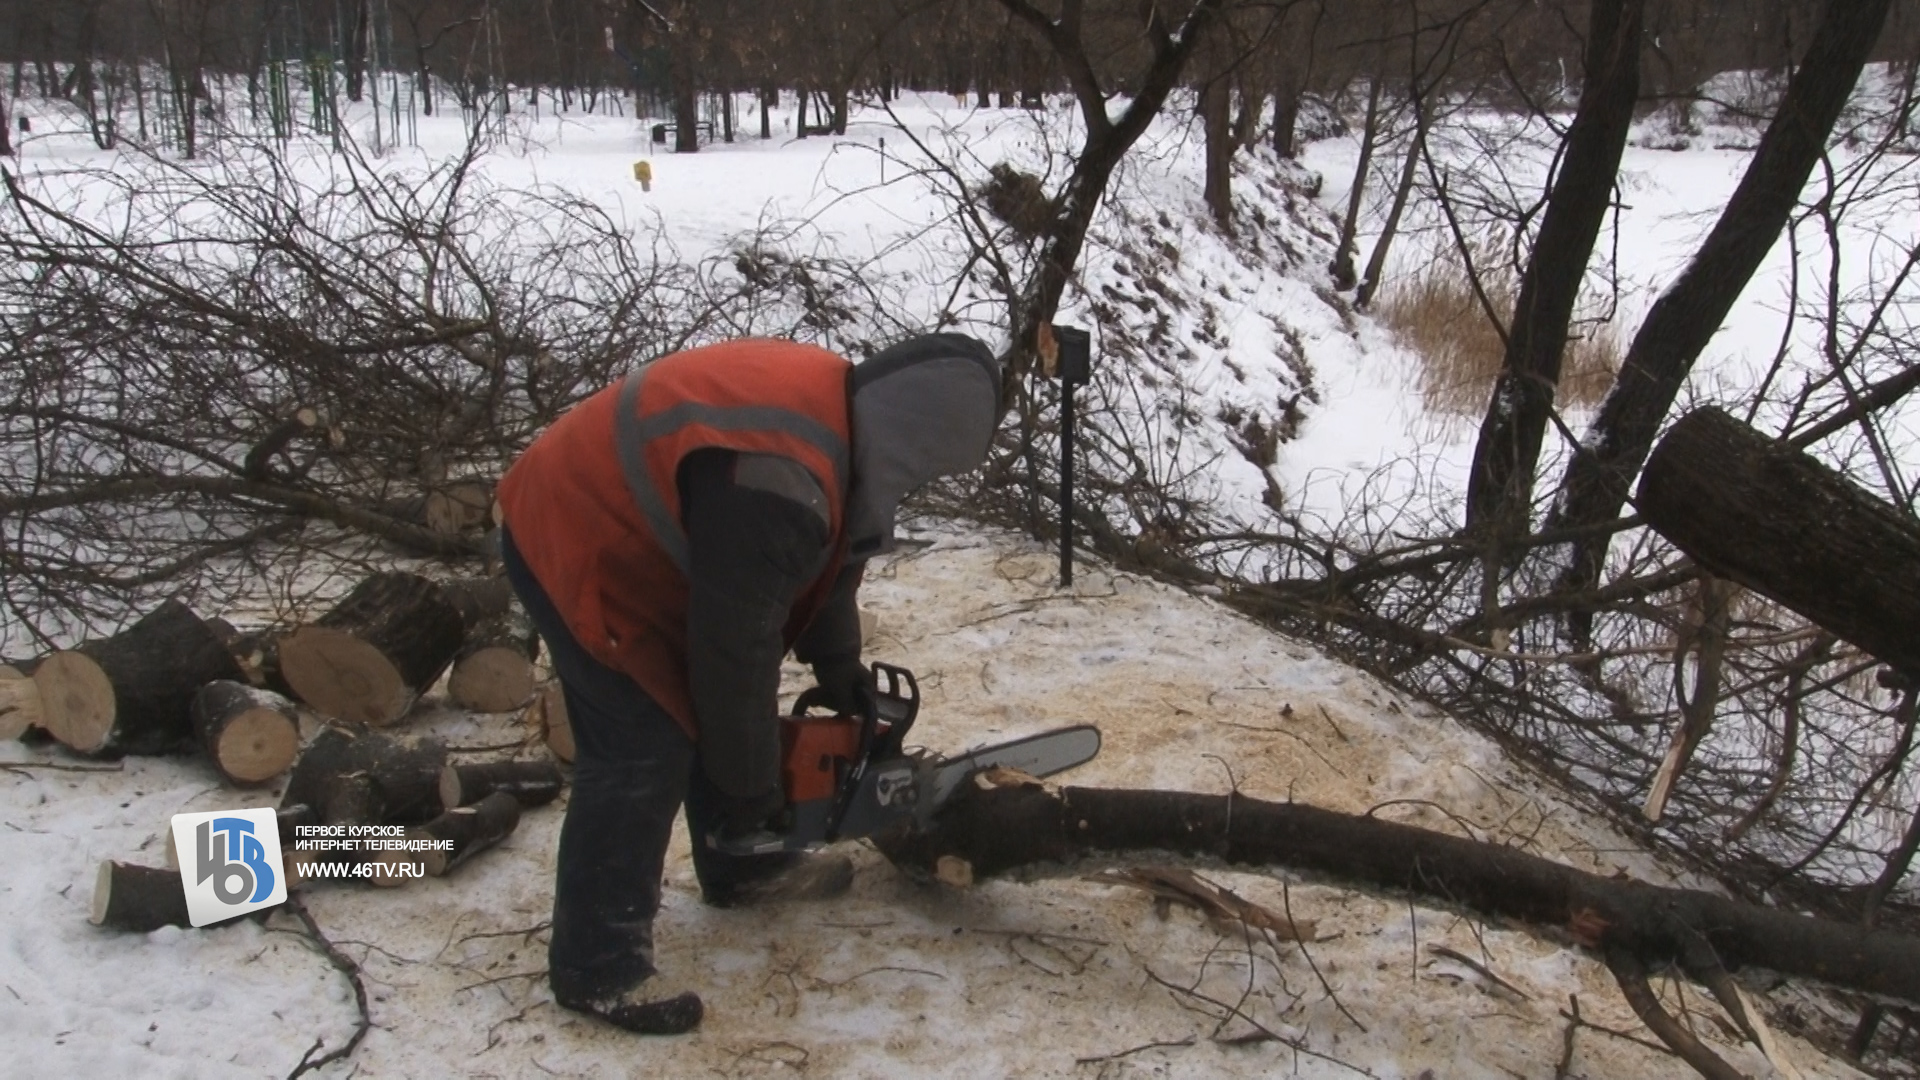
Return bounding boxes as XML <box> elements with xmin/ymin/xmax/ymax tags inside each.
<box><xmin>613</xmin><ymin>363</ymin><xmax>851</xmax><ymax>573</ymax></box>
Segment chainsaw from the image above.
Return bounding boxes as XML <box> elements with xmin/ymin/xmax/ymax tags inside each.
<box><xmin>710</xmin><ymin>661</ymin><xmax>1100</xmax><ymax>856</ymax></box>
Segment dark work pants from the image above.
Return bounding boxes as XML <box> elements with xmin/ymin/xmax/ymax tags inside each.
<box><xmin>501</xmin><ymin>527</ymin><xmax>791</xmax><ymax>1001</ymax></box>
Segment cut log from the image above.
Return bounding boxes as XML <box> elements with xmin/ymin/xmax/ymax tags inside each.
<box><xmin>1638</xmin><ymin>407</ymin><xmax>1920</xmax><ymax>678</ymax></box>
<box><xmin>280</xmin><ymin>726</ymin><xmax>448</xmax><ymax>826</ymax></box>
<box><xmin>879</xmin><ymin>781</ymin><xmax>1920</xmax><ymax>1008</ymax></box>
<box><xmin>191</xmin><ymin>681</ymin><xmax>300</xmax><ymax>786</ymax></box>
<box><xmin>91</xmin><ymin>862</ymin><xmax>192</xmax><ymax>932</ymax></box>
<box><xmin>440</xmin><ymin>576</ymin><xmax>516</xmax><ymax>627</ymax></box>
<box><xmin>165</xmin><ymin>803</ymin><xmax>317</xmax><ymax>871</ymax></box>
<box><xmin>439</xmin><ymin>759</ymin><xmax>564</xmax><ymax>809</ymax></box>
<box><xmin>374</xmin><ymin>791</ymin><xmax>522</xmax><ymax>883</ymax></box>
<box><xmin>278</xmin><ymin>572</ymin><xmax>466</xmax><ymax>725</ymax></box>
<box><xmin>445</xmin><ymin>609</ymin><xmax>539</xmax><ymax>713</ymax></box>
<box><xmin>0</xmin><ymin>662</ymin><xmax>45</xmax><ymax>740</ymax></box>
<box><xmin>525</xmin><ymin>683</ymin><xmax>573</xmax><ymax>763</ymax></box>
<box><xmin>99</xmin><ymin>853</ymin><xmax>307</xmax><ymax>924</ymax></box>
<box><xmin>225</xmin><ymin>629</ymin><xmax>295</xmax><ymax>697</ymax></box>
<box><xmin>34</xmin><ymin>600</ymin><xmax>245</xmax><ymax>756</ymax></box>
<box><xmin>424</xmin><ymin>480</ymin><xmax>495</xmax><ymax>535</ymax></box>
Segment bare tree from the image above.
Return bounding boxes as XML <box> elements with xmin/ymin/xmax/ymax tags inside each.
<box><xmin>1462</xmin><ymin>0</ymin><xmax>1643</xmax><ymax>544</ymax></box>
<box><xmin>1548</xmin><ymin>0</ymin><xmax>1897</xmax><ymax>640</ymax></box>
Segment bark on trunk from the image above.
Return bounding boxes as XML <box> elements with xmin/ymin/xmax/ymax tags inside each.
<box><xmin>91</xmin><ymin>862</ymin><xmax>192</xmax><ymax>932</ymax></box>
<box><xmin>440</xmin><ymin>576</ymin><xmax>516</xmax><ymax>627</ymax></box>
<box><xmin>1464</xmin><ymin>0</ymin><xmax>1643</xmax><ymax>539</ymax></box>
<box><xmin>1355</xmin><ymin>100</ymin><xmax>1432</xmax><ymax>309</ymax></box>
<box><xmin>1200</xmin><ymin>74</ymin><xmax>1234</xmax><ymax>234</ymax></box>
<box><xmin>439</xmin><ymin>759</ymin><xmax>564</xmax><ymax>809</ymax></box>
<box><xmin>280</xmin><ymin>726</ymin><xmax>448</xmax><ymax>826</ymax></box>
<box><xmin>880</xmin><ymin>781</ymin><xmax>1920</xmax><ymax>1005</ymax></box>
<box><xmin>164</xmin><ymin>804</ymin><xmax>316</xmax><ymax>874</ymax></box>
<box><xmin>35</xmin><ymin>600</ymin><xmax>245</xmax><ymax>756</ymax></box>
<box><xmin>1330</xmin><ymin>71</ymin><xmax>1384</xmax><ymax>292</ymax></box>
<box><xmin>525</xmin><ymin>682</ymin><xmax>574</xmax><ymax>763</ymax></box>
<box><xmin>1637</xmin><ymin>407</ymin><xmax>1920</xmax><ymax>678</ymax></box>
<box><xmin>1551</xmin><ymin>0</ymin><xmax>1897</xmax><ymax>613</ymax></box>
<box><xmin>381</xmin><ymin>791</ymin><xmax>521</xmax><ymax>879</ymax></box>
<box><xmin>278</xmin><ymin>572</ymin><xmax>466</xmax><ymax>726</ymax></box>
<box><xmin>191</xmin><ymin>680</ymin><xmax>301</xmax><ymax>786</ymax></box>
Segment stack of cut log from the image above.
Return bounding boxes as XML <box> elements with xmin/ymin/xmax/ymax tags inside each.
<box><xmin>19</xmin><ymin>571</ymin><xmax>545</xmax><ymax>784</ymax></box>
<box><xmin>92</xmin><ymin>729</ymin><xmax>567</xmax><ymax>930</ymax></box>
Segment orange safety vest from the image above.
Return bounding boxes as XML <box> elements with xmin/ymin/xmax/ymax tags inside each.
<box><xmin>498</xmin><ymin>339</ymin><xmax>853</xmax><ymax>738</ymax></box>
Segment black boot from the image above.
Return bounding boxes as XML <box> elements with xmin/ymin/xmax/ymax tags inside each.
<box><xmin>554</xmin><ymin>978</ymin><xmax>704</xmax><ymax>1036</ymax></box>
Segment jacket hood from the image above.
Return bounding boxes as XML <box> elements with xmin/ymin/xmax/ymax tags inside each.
<box><xmin>846</xmin><ymin>333</ymin><xmax>1002</xmax><ymax>557</ymax></box>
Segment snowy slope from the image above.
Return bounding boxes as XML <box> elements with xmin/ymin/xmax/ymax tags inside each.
<box><xmin>0</xmin><ymin>524</ymin><xmax>1866</xmax><ymax>1079</ymax></box>
<box><xmin>3</xmin><ymin>82</ymin><xmax>1911</xmax><ymax>1077</ymax></box>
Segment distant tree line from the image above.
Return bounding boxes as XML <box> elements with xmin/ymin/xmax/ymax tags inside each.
<box><xmin>4</xmin><ymin>2</ymin><xmax>1918</xmax><ymax>158</ymax></box>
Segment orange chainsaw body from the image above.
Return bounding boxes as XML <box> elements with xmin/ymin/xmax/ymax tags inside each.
<box><xmin>780</xmin><ymin>713</ymin><xmax>866</xmax><ymax>804</ymax></box>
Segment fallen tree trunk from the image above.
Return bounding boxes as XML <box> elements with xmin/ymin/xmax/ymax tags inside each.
<box><xmin>190</xmin><ymin>680</ymin><xmax>301</xmax><ymax>786</ymax></box>
<box><xmin>1638</xmin><ymin>406</ymin><xmax>1920</xmax><ymax>678</ymax></box>
<box><xmin>34</xmin><ymin>600</ymin><xmax>246</xmax><ymax>756</ymax></box>
<box><xmin>879</xmin><ymin>781</ymin><xmax>1920</xmax><ymax>1006</ymax></box>
<box><xmin>279</xmin><ymin>572</ymin><xmax>466</xmax><ymax>725</ymax></box>
<box><xmin>280</xmin><ymin>726</ymin><xmax>448</xmax><ymax>826</ymax></box>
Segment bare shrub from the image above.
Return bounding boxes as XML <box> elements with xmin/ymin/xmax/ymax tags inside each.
<box><xmin>1378</xmin><ymin>256</ymin><xmax>1620</xmax><ymax>419</ymax></box>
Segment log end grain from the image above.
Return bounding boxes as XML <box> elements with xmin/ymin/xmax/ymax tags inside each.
<box><xmin>193</xmin><ymin>682</ymin><xmax>303</xmax><ymax>785</ymax></box>
<box><xmin>34</xmin><ymin>651</ymin><xmax>115</xmax><ymax>753</ymax></box>
<box><xmin>446</xmin><ymin>647</ymin><xmax>535</xmax><ymax>713</ymax></box>
<box><xmin>0</xmin><ymin>664</ymin><xmax>44</xmax><ymax>741</ymax></box>
<box><xmin>279</xmin><ymin>626</ymin><xmax>410</xmax><ymax>726</ymax></box>
<box><xmin>212</xmin><ymin>710</ymin><xmax>299</xmax><ymax>784</ymax></box>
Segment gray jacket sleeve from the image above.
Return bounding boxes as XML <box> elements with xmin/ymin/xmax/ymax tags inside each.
<box><xmin>682</xmin><ymin>451</ymin><xmax>833</xmax><ymax>800</ymax></box>
<box><xmin>793</xmin><ymin>560</ymin><xmax>864</xmax><ymax>670</ymax></box>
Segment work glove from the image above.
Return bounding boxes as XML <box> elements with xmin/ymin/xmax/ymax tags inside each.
<box><xmin>811</xmin><ymin>657</ymin><xmax>871</xmax><ymax>717</ymax></box>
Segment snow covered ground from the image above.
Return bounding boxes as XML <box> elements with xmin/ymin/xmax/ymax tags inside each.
<box><xmin>0</xmin><ymin>524</ymin><xmax>1867</xmax><ymax>1078</ymax></box>
<box><xmin>3</xmin><ymin>80</ymin><xmax>1913</xmax><ymax>1077</ymax></box>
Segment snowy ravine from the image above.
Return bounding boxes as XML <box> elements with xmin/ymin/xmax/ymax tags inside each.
<box><xmin>0</xmin><ymin>524</ymin><xmax>1864</xmax><ymax>1078</ymax></box>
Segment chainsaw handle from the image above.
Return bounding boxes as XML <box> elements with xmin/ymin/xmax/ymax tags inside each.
<box><xmin>868</xmin><ymin>662</ymin><xmax>918</xmax><ymax>758</ymax></box>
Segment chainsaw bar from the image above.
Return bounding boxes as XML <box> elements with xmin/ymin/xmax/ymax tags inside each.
<box><xmin>835</xmin><ymin>724</ymin><xmax>1102</xmax><ymax>839</ymax></box>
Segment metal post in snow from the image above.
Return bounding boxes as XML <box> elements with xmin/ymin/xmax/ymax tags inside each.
<box><xmin>1052</xmin><ymin>325</ymin><xmax>1091</xmax><ymax>588</ymax></box>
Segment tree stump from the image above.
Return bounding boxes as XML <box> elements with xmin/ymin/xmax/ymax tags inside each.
<box><xmin>375</xmin><ymin>792</ymin><xmax>522</xmax><ymax>882</ymax></box>
<box><xmin>445</xmin><ymin>609</ymin><xmax>539</xmax><ymax>713</ymax></box>
<box><xmin>440</xmin><ymin>759</ymin><xmax>564</xmax><ymax>809</ymax></box>
<box><xmin>0</xmin><ymin>662</ymin><xmax>44</xmax><ymax>741</ymax></box>
<box><xmin>525</xmin><ymin>683</ymin><xmax>573</xmax><ymax>763</ymax></box>
<box><xmin>280</xmin><ymin>726</ymin><xmax>448</xmax><ymax>826</ymax></box>
<box><xmin>191</xmin><ymin>681</ymin><xmax>301</xmax><ymax>786</ymax></box>
<box><xmin>34</xmin><ymin>600</ymin><xmax>245</xmax><ymax>756</ymax></box>
<box><xmin>279</xmin><ymin>572</ymin><xmax>466</xmax><ymax>725</ymax></box>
